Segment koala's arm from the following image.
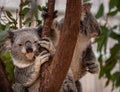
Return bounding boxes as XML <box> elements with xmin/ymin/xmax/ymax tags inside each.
<box><xmin>15</xmin><ymin>51</ymin><xmax>50</xmax><ymax>87</ymax></box>
<box><xmin>81</xmin><ymin>43</ymin><xmax>99</xmax><ymax>76</ymax></box>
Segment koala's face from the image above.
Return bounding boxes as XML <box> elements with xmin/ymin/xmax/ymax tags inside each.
<box><xmin>80</xmin><ymin>3</ymin><xmax>101</xmax><ymax>38</ymax></box>
<box><xmin>7</xmin><ymin>27</ymin><xmax>42</xmax><ymax>62</ymax></box>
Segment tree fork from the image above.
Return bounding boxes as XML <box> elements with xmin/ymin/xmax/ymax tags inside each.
<box><xmin>40</xmin><ymin>0</ymin><xmax>82</xmax><ymax>92</ymax></box>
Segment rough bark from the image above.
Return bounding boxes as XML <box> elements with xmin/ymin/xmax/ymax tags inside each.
<box><xmin>0</xmin><ymin>59</ymin><xmax>13</xmax><ymax>92</ymax></box>
<box><xmin>42</xmin><ymin>0</ymin><xmax>55</xmax><ymax>37</ymax></box>
<box><xmin>40</xmin><ymin>0</ymin><xmax>82</xmax><ymax>92</ymax></box>
<box><xmin>39</xmin><ymin>0</ymin><xmax>55</xmax><ymax>91</ymax></box>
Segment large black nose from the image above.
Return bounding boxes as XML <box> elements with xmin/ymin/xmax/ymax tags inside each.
<box><xmin>25</xmin><ymin>41</ymin><xmax>33</xmax><ymax>53</ymax></box>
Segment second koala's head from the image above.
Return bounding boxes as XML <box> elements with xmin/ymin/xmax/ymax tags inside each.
<box><xmin>6</xmin><ymin>27</ymin><xmax>42</xmax><ymax>63</ymax></box>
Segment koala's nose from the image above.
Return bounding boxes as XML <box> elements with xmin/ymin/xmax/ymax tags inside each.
<box><xmin>25</xmin><ymin>41</ymin><xmax>33</xmax><ymax>53</ymax></box>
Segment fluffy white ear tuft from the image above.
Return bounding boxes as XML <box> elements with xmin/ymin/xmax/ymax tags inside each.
<box><xmin>5</xmin><ymin>31</ymin><xmax>14</xmax><ymax>50</ymax></box>
<box><xmin>5</xmin><ymin>40</ymin><xmax>12</xmax><ymax>50</ymax></box>
<box><xmin>82</xmin><ymin>3</ymin><xmax>92</xmax><ymax>12</ymax></box>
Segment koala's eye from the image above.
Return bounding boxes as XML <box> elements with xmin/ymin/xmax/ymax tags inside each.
<box><xmin>18</xmin><ymin>44</ymin><xmax>22</xmax><ymax>46</ymax></box>
<box><xmin>34</xmin><ymin>41</ymin><xmax>37</xmax><ymax>44</ymax></box>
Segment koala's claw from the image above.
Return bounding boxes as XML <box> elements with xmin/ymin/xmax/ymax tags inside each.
<box><xmin>39</xmin><ymin>37</ymin><xmax>56</xmax><ymax>55</ymax></box>
<box><xmin>86</xmin><ymin>62</ymin><xmax>99</xmax><ymax>73</ymax></box>
<box><xmin>41</xmin><ymin>6</ymin><xmax>58</xmax><ymax>20</ymax></box>
<box><xmin>41</xmin><ymin>6</ymin><xmax>48</xmax><ymax>20</ymax></box>
<box><xmin>60</xmin><ymin>75</ymin><xmax>77</xmax><ymax>92</ymax></box>
<box><xmin>35</xmin><ymin>51</ymin><xmax>50</xmax><ymax>65</ymax></box>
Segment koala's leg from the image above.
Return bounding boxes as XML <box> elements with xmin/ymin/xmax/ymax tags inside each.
<box><xmin>82</xmin><ymin>44</ymin><xmax>99</xmax><ymax>74</ymax></box>
<box><xmin>39</xmin><ymin>37</ymin><xmax>56</xmax><ymax>55</ymax></box>
<box><xmin>13</xmin><ymin>83</ymin><xmax>28</xmax><ymax>92</ymax></box>
<box><xmin>60</xmin><ymin>70</ymin><xmax>77</xmax><ymax>92</ymax></box>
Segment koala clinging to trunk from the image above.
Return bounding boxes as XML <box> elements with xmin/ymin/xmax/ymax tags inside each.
<box><xmin>49</xmin><ymin>3</ymin><xmax>100</xmax><ymax>80</ymax></box>
<box><xmin>6</xmin><ymin>27</ymin><xmax>56</xmax><ymax>92</ymax></box>
<box><xmin>42</xmin><ymin>3</ymin><xmax>101</xmax><ymax>92</ymax></box>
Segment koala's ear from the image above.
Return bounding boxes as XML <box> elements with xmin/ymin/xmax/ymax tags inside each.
<box><xmin>5</xmin><ymin>31</ymin><xmax>14</xmax><ymax>49</ymax></box>
<box><xmin>36</xmin><ymin>25</ymin><xmax>43</xmax><ymax>37</ymax></box>
<box><xmin>81</xmin><ymin>3</ymin><xmax>92</xmax><ymax>21</ymax></box>
<box><xmin>82</xmin><ymin>3</ymin><xmax>92</xmax><ymax>12</ymax></box>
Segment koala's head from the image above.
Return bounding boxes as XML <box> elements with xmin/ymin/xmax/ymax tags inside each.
<box><xmin>6</xmin><ymin>27</ymin><xmax>42</xmax><ymax>62</ymax></box>
<box><xmin>80</xmin><ymin>3</ymin><xmax>101</xmax><ymax>38</ymax></box>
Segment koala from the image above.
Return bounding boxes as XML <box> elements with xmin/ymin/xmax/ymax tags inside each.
<box><xmin>49</xmin><ymin>3</ymin><xmax>100</xmax><ymax>80</ymax></box>
<box><xmin>42</xmin><ymin>3</ymin><xmax>101</xmax><ymax>92</ymax></box>
<box><xmin>6</xmin><ymin>27</ymin><xmax>56</xmax><ymax>92</ymax></box>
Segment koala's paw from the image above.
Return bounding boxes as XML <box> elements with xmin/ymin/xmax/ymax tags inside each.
<box><xmin>39</xmin><ymin>37</ymin><xmax>56</xmax><ymax>55</ymax></box>
<box><xmin>35</xmin><ymin>50</ymin><xmax>50</xmax><ymax>65</ymax></box>
<box><xmin>60</xmin><ymin>75</ymin><xmax>77</xmax><ymax>92</ymax></box>
<box><xmin>86</xmin><ymin>61</ymin><xmax>99</xmax><ymax>73</ymax></box>
<box><xmin>41</xmin><ymin>6</ymin><xmax>58</xmax><ymax>20</ymax></box>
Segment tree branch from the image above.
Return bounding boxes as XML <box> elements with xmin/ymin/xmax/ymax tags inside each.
<box><xmin>42</xmin><ymin>0</ymin><xmax>55</xmax><ymax>37</ymax></box>
<box><xmin>40</xmin><ymin>0</ymin><xmax>82</xmax><ymax>92</ymax></box>
<box><xmin>0</xmin><ymin>59</ymin><xmax>13</xmax><ymax>92</ymax></box>
<box><xmin>39</xmin><ymin>0</ymin><xmax>55</xmax><ymax>91</ymax></box>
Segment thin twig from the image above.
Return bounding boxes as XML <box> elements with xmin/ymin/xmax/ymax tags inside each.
<box><xmin>19</xmin><ymin>0</ymin><xmax>24</xmax><ymax>28</ymax></box>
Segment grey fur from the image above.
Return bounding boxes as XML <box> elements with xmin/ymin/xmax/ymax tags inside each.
<box><xmin>6</xmin><ymin>27</ymin><xmax>56</xmax><ymax>92</ymax></box>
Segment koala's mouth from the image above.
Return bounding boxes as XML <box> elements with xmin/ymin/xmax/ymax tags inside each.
<box><xmin>25</xmin><ymin>53</ymin><xmax>35</xmax><ymax>60</ymax></box>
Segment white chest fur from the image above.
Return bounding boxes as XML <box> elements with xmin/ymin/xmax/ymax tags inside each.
<box><xmin>70</xmin><ymin>33</ymin><xmax>90</xmax><ymax>80</ymax></box>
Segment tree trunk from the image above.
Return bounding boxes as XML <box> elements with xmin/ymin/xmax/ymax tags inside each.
<box><xmin>40</xmin><ymin>0</ymin><xmax>82</xmax><ymax>92</ymax></box>
<box><xmin>0</xmin><ymin>59</ymin><xmax>13</xmax><ymax>92</ymax></box>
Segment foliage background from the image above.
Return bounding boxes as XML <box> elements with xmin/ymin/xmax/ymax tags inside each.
<box><xmin>0</xmin><ymin>0</ymin><xmax>120</xmax><ymax>90</ymax></box>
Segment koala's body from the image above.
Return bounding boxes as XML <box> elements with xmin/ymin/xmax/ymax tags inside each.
<box><xmin>50</xmin><ymin>3</ymin><xmax>100</xmax><ymax>82</ymax></box>
<box><xmin>7</xmin><ymin>27</ymin><xmax>56</xmax><ymax>92</ymax></box>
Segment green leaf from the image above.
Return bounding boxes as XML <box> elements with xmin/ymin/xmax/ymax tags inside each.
<box><xmin>83</xmin><ymin>0</ymin><xmax>90</xmax><ymax>3</ymax></box>
<box><xmin>109</xmin><ymin>0</ymin><xmax>119</xmax><ymax>10</ymax></box>
<box><xmin>99</xmin><ymin>66</ymin><xmax>105</xmax><ymax>78</ymax></box>
<box><xmin>110</xmin><ymin>43</ymin><xmax>120</xmax><ymax>56</ymax></box>
<box><xmin>95</xmin><ymin>3</ymin><xmax>104</xmax><ymax>19</ymax></box>
<box><xmin>38</xmin><ymin>5</ymin><xmax>42</xmax><ymax>11</ymax></box>
<box><xmin>6</xmin><ymin>11</ymin><xmax>12</xmax><ymax>18</ymax></box>
<box><xmin>116</xmin><ymin>0</ymin><xmax>120</xmax><ymax>11</ymax></box>
<box><xmin>5</xmin><ymin>23</ymin><xmax>10</xmax><ymax>31</ymax></box>
<box><xmin>0</xmin><ymin>31</ymin><xmax>7</xmax><ymax>44</ymax></box>
<box><xmin>6</xmin><ymin>11</ymin><xmax>17</xmax><ymax>24</ymax></box>
<box><xmin>105</xmin><ymin>58</ymin><xmax>117</xmax><ymax>72</ymax></box>
<box><xmin>107</xmin><ymin>9</ymin><xmax>118</xmax><ymax>16</ymax></box>
<box><xmin>36</xmin><ymin>20</ymin><xmax>42</xmax><ymax>25</ymax></box>
<box><xmin>111</xmin><ymin>72</ymin><xmax>120</xmax><ymax>81</ymax></box>
<box><xmin>22</xmin><ymin>7</ymin><xmax>30</xmax><ymax>16</ymax></box>
<box><xmin>95</xmin><ymin>26</ymin><xmax>108</xmax><ymax>52</ymax></box>
<box><xmin>110</xmin><ymin>31</ymin><xmax>120</xmax><ymax>42</ymax></box>
<box><xmin>23</xmin><ymin>18</ymin><xmax>32</xmax><ymax>25</ymax></box>
<box><xmin>0</xmin><ymin>23</ymin><xmax>6</xmax><ymax>30</ymax></box>
<box><xmin>33</xmin><ymin>4</ymin><xmax>38</xmax><ymax>20</ymax></box>
<box><xmin>0</xmin><ymin>52</ymin><xmax>14</xmax><ymax>83</ymax></box>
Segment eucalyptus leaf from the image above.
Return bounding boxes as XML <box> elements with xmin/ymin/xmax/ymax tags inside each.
<box><xmin>95</xmin><ymin>3</ymin><xmax>104</xmax><ymax>19</ymax></box>
<box><xmin>23</xmin><ymin>18</ymin><xmax>32</xmax><ymax>25</ymax></box>
<box><xmin>22</xmin><ymin>7</ymin><xmax>30</xmax><ymax>16</ymax></box>
<box><xmin>107</xmin><ymin>9</ymin><xmax>118</xmax><ymax>16</ymax></box>
<box><xmin>38</xmin><ymin>5</ymin><xmax>42</xmax><ymax>11</ymax></box>
<box><xmin>109</xmin><ymin>0</ymin><xmax>119</xmax><ymax>10</ymax></box>
<box><xmin>33</xmin><ymin>4</ymin><xmax>38</xmax><ymax>20</ymax></box>
<box><xmin>6</xmin><ymin>11</ymin><xmax>12</xmax><ymax>18</ymax></box>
